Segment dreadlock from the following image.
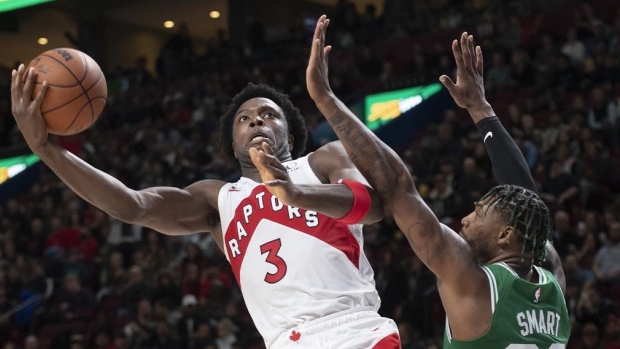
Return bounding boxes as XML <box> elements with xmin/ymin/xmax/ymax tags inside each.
<box><xmin>479</xmin><ymin>184</ymin><xmax>552</xmax><ymax>265</ymax></box>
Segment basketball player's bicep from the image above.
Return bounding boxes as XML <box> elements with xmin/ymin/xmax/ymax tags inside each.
<box><xmin>134</xmin><ymin>183</ymin><xmax>217</xmax><ymax>235</ymax></box>
<box><xmin>390</xmin><ymin>192</ymin><xmax>477</xmax><ymax>280</ymax></box>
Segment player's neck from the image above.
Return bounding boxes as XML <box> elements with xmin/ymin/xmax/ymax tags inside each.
<box><xmin>500</xmin><ymin>258</ymin><xmax>536</xmax><ymax>281</ymax></box>
<box><xmin>240</xmin><ymin>166</ymin><xmax>263</xmax><ymax>183</ymax></box>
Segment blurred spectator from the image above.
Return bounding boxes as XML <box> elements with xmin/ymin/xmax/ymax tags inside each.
<box><xmin>152</xmin><ymin>271</ymin><xmax>180</xmax><ymax>308</ymax></box>
<box><xmin>592</xmin><ymin>222</ymin><xmax>620</xmax><ymax>283</ymax></box>
<box><xmin>91</xmin><ymin>331</ymin><xmax>114</xmax><ymax>349</ymax></box>
<box><xmin>562</xmin><ymin>27</ymin><xmax>586</xmax><ymax>64</ymax></box>
<box><xmin>456</xmin><ymin>157</ymin><xmax>488</xmax><ymax>204</ymax></box>
<box><xmin>158</xmin><ymin>23</ymin><xmax>194</xmax><ymax>79</ymax></box>
<box><xmin>189</xmin><ymin>322</ymin><xmax>215</xmax><ymax>349</ymax></box>
<box><xmin>215</xmin><ymin>318</ymin><xmax>237</xmax><ymax>349</ymax></box>
<box><xmin>46</xmin><ymin>274</ymin><xmax>95</xmax><ymax>323</ymax></box>
<box><xmin>569</xmin><ymin>322</ymin><xmax>604</xmax><ymax>349</ymax></box>
<box><xmin>485</xmin><ymin>52</ymin><xmax>512</xmax><ymax>92</ymax></box>
<box><xmin>124</xmin><ymin>299</ymin><xmax>155</xmax><ymax>348</ymax></box>
<box><xmin>176</xmin><ymin>294</ymin><xmax>205</xmax><ymax>348</ymax></box>
<box><xmin>151</xmin><ymin>321</ymin><xmax>180</xmax><ymax>349</ymax></box>
<box><xmin>98</xmin><ymin>251</ymin><xmax>126</xmax><ymax>300</ymax></box>
<box><xmin>70</xmin><ymin>334</ymin><xmax>85</xmax><ymax>349</ymax></box>
<box><xmin>540</xmin><ymin>160</ymin><xmax>579</xmax><ymax>211</ymax></box>
<box><xmin>24</xmin><ymin>335</ymin><xmax>38</xmax><ymax>349</ymax></box>
<box><xmin>123</xmin><ymin>266</ymin><xmax>152</xmax><ymax>314</ymax></box>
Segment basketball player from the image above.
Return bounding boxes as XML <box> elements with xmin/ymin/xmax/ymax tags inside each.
<box><xmin>10</xmin><ymin>70</ymin><xmax>400</xmax><ymax>346</ymax></box>
<box><xmin>253</xmin><ymin>16</ymin><xmax>570</xmax><ymax>348</ymax></box>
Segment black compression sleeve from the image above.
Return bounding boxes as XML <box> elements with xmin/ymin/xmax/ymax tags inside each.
<box><xmin>476</xmin><ymin>116</ymin><xmax>537</xmax><ymax>193</ymax></box>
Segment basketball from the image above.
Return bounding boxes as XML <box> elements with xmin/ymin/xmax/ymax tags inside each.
<box><xmin>27</xmin><ymin>48</ymin><xmax>107</xmax><ymax>136</ymax></box>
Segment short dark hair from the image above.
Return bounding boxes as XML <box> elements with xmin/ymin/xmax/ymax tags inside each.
<box><xmin>219</xmin><ymin>83</ymin><xmax>307</xmax><ymax>160</ymax></box>
<box><xmin>480</xmin><ymin>185</ymin><xmax>552</xmax><ymax>264</ymax></box>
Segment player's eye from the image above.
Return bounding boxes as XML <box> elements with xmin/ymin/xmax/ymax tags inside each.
<box><xmin>239</xmin><ymin>115</ymin><xmax>249</xmax><ymax>122</ymax></box>
<box><xmin>264</xmin><ymin>112</ymin><xmax>274</xmax><ymax>118</ymax></box>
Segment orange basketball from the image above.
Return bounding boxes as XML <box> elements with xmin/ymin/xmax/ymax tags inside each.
<box><xmin>27</xmin><ymin>48</ymin><xmax>107</xmax><ymax>135</ymax></box>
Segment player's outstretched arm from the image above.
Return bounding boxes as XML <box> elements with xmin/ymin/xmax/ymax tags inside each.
<box><xmin>306</xmin><ymin>16</ymin><xmax>479</xmax><ymax>281</ymax></box>
<box><xmin>440</xmin><ymin>34</ymin><xmax>566</xmax><ymax>290</ymax></box>
<box><xmin>11</xmin><ymin>64</ymin><xmax>219</xmax><ymax>236</ymax></box>
<box><xmin>249</xmin><ymin>142</ymin><xmax>384</xmax><ymax>224</ymax></box>
<box><xmin>440</xmin><ymin>33</ymin><xmax>536</xmax><ymax>192</ymax></box>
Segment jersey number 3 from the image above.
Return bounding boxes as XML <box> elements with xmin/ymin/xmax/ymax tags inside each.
<box><xmin>260</xmin><ymin>239</ymin><xmax>287</xmax><ymax>283</ymax></box>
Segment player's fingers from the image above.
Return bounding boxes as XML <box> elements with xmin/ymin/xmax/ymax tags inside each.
<box><xmin>309</xmin><ymin>17</ymin><xmax>325</xmax><ymax>62</ymax></box>
<box><xmin>461</xmin><ymin>32</ymin><xmax>472</xmax><ymax>71</ymax></box>
<box><xmin>15</xmin><ymin>64</ymin><xmax>25</xmax><ymax>93</ymax></box>
<box><xmin>451</xmin><ymin>39</ymin><xmax>463</xmax><ymax>71</ymax></box>
<box><xmin>468</xmin><ymin>35</ymin><xmax>476</xmax><ymax>70</ymax></box>
<box><xmin>260</xmin><ymin>150</ymin><xmax>288</xmax><ymax>173</ymax></box>
<box><xmin>319</xmin><ymin>23</ymin><xmax>326</xmax><ymax>50</ymax></box>
<box><xmin>33</xmin><ymin>81</ymin><xmax>48</xmax><ymax>109</ymax></box>
<box><xmin>313</xmin><ymin>15</ymin><xmax>325</xmax><ymax>44</ymax></box>
<box><xmin>324</xmin><ymin>45</ymin><xmax>332</xmax><ymax>66</ymax></box>
<box><xmin>264</xmin><ymin>179</ymin><xmax>288</xmax><ymax>187</ymax></box>
<box><xmin>10</xmin><ymin>70</ymin><xmax>20</xmax><ymax>107</ymax></box>
<box><xmin>22</xmin><ymin>67</ymin><xmax>35</xmax><ymax>101</ymax></box>
<box><xmin>261</xmin><ymin>142</ymin><xmax>275</xmax><ymax>156</ymax></box>
<box><xmin>439</xmin><ymin>75</ymin><xmax>456</xmax><ymax>94</ymax></box>
<box><xmin>249</xmin><ymin>148</ymin><xmax>266</xmax><ymax>168</ymax></box>
<box><xmin>475</xmin><ymin>46</ymin><xmax>484</xmax><ymax>77</ymax></box>
<box><xmin>322</xmin><ymin>18</ymin><xmax>330</xmax><ymax>45</ymax></box>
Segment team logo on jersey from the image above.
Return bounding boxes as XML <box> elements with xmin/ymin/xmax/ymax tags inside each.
<box><xmin>289</xmin><ymin>330</ymin><xmax>301</xmax><ymax>342</ymax></box>
<box><xmin>284</xmin><ymin>161</ymin><xmax>300</xmax><ymax>172</ymax></box>
<box><xmin>533</xmin><ymin>287</ymin><xmax>541</xmax><ymax>303</ymax></box>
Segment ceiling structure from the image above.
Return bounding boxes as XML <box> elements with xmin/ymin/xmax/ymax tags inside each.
<box><xmin>0</xmin><ymin>0</ymin><xmax>384</xmax><ymax>68</ymax></box>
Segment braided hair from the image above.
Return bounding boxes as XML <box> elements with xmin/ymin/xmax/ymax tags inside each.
<box><xmin>478</xmin><ymin>184</ymin><xmax>552</xmax><ymax>265</ymax></box>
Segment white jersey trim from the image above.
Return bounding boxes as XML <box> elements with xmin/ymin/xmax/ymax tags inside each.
<box><xmin>481</xmin><ymin>266</ymin><xmax>499</xmax><ymax>314</ymax></box>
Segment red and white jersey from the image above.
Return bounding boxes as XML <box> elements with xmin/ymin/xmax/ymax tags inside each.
<box><xmin>218</xmin><ymin>154</ymin><xmax>380</xmax><ymax>347</ymax></box>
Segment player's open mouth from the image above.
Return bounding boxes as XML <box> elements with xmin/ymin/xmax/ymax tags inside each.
<box><xmin>249</xmin><ymin>133</ymin><xmax>271</xmax><ymax>145</ymax></box>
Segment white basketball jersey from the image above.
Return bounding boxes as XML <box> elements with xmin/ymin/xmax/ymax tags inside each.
<box><xmin>218</xmin><ymin>154</ymin><xmax>380</xmax><ymax>347</ymax></box>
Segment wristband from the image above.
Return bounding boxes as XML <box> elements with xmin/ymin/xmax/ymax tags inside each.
<box><xmin>335</xmin><ymin>179</ymin><xmax>372</xmax><ymax>224</ymax></box>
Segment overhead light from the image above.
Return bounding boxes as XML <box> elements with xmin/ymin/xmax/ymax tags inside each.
<box><xmin>209</xmin><ymin>11</ymin><xmax>220</xmax><ymax>19</ymax></box>
<box><xmin>163</xmin><ymin>20</ymin><xmax>174</xmax><ymax>28</ymax></box>
<box><xmin>37</xmin><ymin>37</ymin><xmax>48</xmax><ymax>45</ymax></box>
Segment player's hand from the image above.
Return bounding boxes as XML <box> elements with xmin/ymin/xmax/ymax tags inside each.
<box><xmin>439</xmin><ymin>32</ymin><xmax>489</xmax><ymax>111</ymax></box>
<box><xmin>306</xmin><ymin>15</ymin><xmax>334</xmax><ymax>105</ymax></box>
<box><xmin>10</xmin><ymin>64</ymin><xmax>50</xmax><ymax>151</ymax></box>
<box><xmin>249</xmin><ymin>142</ymin><xmax>300</xmax><ymax>206</ymax></box>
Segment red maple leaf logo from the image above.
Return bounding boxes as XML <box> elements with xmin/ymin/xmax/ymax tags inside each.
<box><xmin>289</xmin><ymin>330</ymin><xmax>301</xmax><ymax>342</ymax></box>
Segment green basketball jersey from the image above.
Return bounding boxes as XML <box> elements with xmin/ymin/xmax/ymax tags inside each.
<box><xmin>443</xmin><ymin>262</ymin><xmax>570</xmax><ymax>349</ymax></box>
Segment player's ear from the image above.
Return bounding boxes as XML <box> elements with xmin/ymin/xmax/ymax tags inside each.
<box><xmin>233</xmin><ymin>143</ymin><xmax>237</xmax><ymax>159</ymax></box>
<box><xmin>498</xmin><ymin>226</ymin><xmax>514</xmax><ymax>247</ymax></box>
<box><xmin>288</xmin><ymin>134</ymin><xmax>294</xmax><ymax>152</ymax></box>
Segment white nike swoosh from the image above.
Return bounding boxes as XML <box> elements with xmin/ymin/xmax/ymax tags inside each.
<box><xmin>484</xmin><ymin>131</ymin><xmax>493</xmax><ymax>143</ymax></box>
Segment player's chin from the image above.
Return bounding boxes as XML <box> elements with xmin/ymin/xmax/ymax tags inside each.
<box><xmin>249</xmin><ymin>138</ymin><xmax>274</xmax><ymax>149</ymax></box>
<box><xmin>247</xmin><ymin>143</ymin><xmax>266</xmax><ymax>153</ymax></box>
<box><xmin>458</xmin><ymin>230</ymin><xmax>467</xmax><ymax>240</ymax></box>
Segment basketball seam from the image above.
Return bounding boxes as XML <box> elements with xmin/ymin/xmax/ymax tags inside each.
<box><xmin>59</xmin><ymin>72</ymin><xmax>103</xmax><ymax>134</ymax></box>
<box><xmin>80</xmin><ymin>53</ymin><xmax>96</xmax><ymax>124</ymax></box>
<box><xmin>60</xmin><ymin>99</ymin><xmax>92</xmax><ymax>134</ymax></box>
<box><xmin>41</xmin><ymin>72</ymin><xmax>105</xmax><ymax>114</ymax></box>
<box><xmin>79</xmin><ymin>53</ymin><xmax>88</xmax><ymax>83</ymax></box>
<box><xmin>40</xmin><ymin>53</ymin><xmax>82</xmax><ymax>87</ymax></box>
